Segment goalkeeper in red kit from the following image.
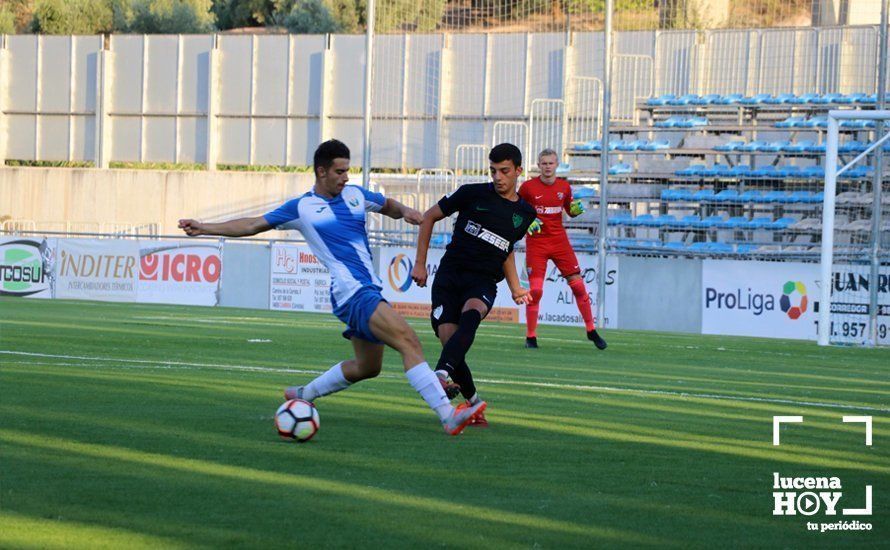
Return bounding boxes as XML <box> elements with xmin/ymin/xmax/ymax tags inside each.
<box><xmin>518</xmin><ymin>148</ymin><xmax>607</xmax><ymax>350</ymax></box>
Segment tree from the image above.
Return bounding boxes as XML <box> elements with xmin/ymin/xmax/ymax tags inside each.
<box><xmin>0</xmin><ymin>4</ymin><xmax>15</xmax><ymax>34</ymax></box>
<box><xmin>212</xmin><ymin>0</ymin><xmax>277</xmax><ymax>29</ymax></box>
<box><xmin>280</xmin><ymin>0</ymin><xmax>340</xmax><ymax>32</ymax></box>
<box><xmin>113</xmin><ymin>0</ymin><xmax>217</xmax><ymax>33</ymax></box>
<box><xmin>31</xmin><ymin>0</ymin><xmax>114</xmax><ymax>34</ymax></box>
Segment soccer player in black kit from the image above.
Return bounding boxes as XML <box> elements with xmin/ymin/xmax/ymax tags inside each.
<box><xmin>411</xmin><ymin>143</ymin><xmax>536</xmax><ymax>427</ymax></box>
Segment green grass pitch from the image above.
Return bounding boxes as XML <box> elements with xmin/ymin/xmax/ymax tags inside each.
<box><xmin>1</xmin><ymin>297</ymin><xmax>887</xmax><ymax>548</ymax></box>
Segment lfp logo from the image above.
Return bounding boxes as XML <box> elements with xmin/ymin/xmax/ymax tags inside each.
<box><xmin>388</xmin><ymin>254</ymin><xmax>413</xmax><ymax>293</ymax></box>
<box><xmin>780</xmin><ymin>281</ymin><xmax>807</xmax><ymax>320</ymax></box>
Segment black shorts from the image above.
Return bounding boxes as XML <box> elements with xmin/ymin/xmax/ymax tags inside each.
<box><xmin>430</xmin><ymin>269</ymin><xmax>497</xmax><ymax>336</ymax></box>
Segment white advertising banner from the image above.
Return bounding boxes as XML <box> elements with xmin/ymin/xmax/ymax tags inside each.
<box><xmin>380</xmin><ymin>247</ymin><xmax>520</xmax><ymax>323</ymax></box>
<box><xmin>55</xmin><ymin>239</ymin><xmax>139</xmax><ymax>302</ymax></box>
<box><xmin>522</xmin><ymin>253</ymin><xmax>619</xmax><ymax>329</ymax></box>
<box><xmin>137</xmin><ymin>241</ymin><xmax>222</xmax><ymax>306</ymax></box>
<box><xmin>824</xmin><ymin>264</ymin><xmax>890</xmax><ymax>345</ymax></box>
<box><xmin>702</xmin><ymin>260</ymin><xmax>820</xmax><ymax>340</ymax></box>
<box><xmin>0</xmin><ymin>237</ymin><xmax>55</xmax><ymax>299</ymax></box>
<box><xmin>270</xmin><ymin>243</ymin><xmax>332</xmax><ymax>313</ymax></box>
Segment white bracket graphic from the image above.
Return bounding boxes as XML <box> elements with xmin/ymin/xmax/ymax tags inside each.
<box><xmin>773</xmin><ymin>416</ymin><xmax>804</xmax><ymax>446</ymax></box>
<box><xmin>843</xmin><ymin>486</ymin><xmax>873</xmax><ymax>516</ymax></box>
<box><xmin>842</xmin><ymin>416</ymin><xmax>873</xmax><ymax>446</ymax></box>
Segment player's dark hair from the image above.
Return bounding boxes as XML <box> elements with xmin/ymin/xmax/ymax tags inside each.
<box><xmin>314</xmin><ymin>139</ymin><xmax>350</xmax><ymax>173</ymax></box>
<box><xmin>489</xmin><ymin>143</ymin><xmax>522</xmax><ymax>168</ymax></box>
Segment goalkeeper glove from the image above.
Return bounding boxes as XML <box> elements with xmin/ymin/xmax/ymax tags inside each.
<box><xmin>569</xmin><ymin>199</ymin><xmax>586</xmax><ymax>217</ymax></box>
<box><xmin>527</xmin><ymin>218</ymin><xmax>544</xmax><ymax>236</ymax></box>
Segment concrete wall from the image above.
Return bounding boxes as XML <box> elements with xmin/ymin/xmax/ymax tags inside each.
<box><xmin>617</xmin><ymin>256</ymin><xmax>702</xmax><ymax>333</ymax></box>
<box><xmin>0</xmin><ymin>167</ymin><xmax>315</xmax><ymax>234</ymax></box>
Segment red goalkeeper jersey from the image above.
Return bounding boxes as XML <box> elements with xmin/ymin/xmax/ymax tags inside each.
<box><xmin>518</xmin><ymin>176</ymin><xmax>573</xmax><ymax>240</ymax></box>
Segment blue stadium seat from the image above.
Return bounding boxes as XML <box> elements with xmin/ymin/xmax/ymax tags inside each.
<box><xmin>715</xmin><ymin>164</ymin><xmax>736</xmax><ymax>177</ymax></box>
<box><xmin>858</xmin><ymin>93</ymin><xmax>878</xmax><ymax>104</ymax></box>
<box><xmin>764</xmin><ymin>93</ymin><xmax>797</xmax><ymax>104</ymax></box>
<box><xmin>736</xmin><ymin>244</ymin><xmax>759</xmax><ymax>253</ymax></box>
<box><xmin>689</xmin><ymin>242</ymin><xmax>712</xmax><ymax>252</ymax></box>
<box><xmin>724</xmin><ymin>216</ymin><xmax>748</xmax><ymax>229</ymax></box>
<box><xmin>741</xmin><ymin>93</ymin><xmax>772</xmax><ymax>105</ymax></box>
<box><xmin>805</xmin><ymin>143</ymin><xmax>826</xmax><ymax>153</ymax></box>
<box><xmin>571</xmin><ymin>142</ymin><xmax>596</xmax><ymax>151</ymax></box>
<box><xmin>693</xmin><ymin>189</ymin><xmax>717</xmax><ymax>202</ymax></box>
<box><xmin>617</xmin><ymin>139</ymin><xmax>648</xmax><ymax>151</ymax></box>
<box><xmin>663</xmin><ymin>242</ymin><xmax>686</xmax><ymax>250</ymax></box>
<box><xmin>694</xmin><ymin>215</ymin><xmax>724</xmax><ymax>229</ymax></box>
<box><xmin>556</xmin><ymin>163</ymin><xmax>571</xmax><ymax>174</ymax></box>
<box><xmin>840</xmin><ymin>119</ymin><xmax>876</xmax><ymax>129</ymax></box>
<box><xmin>769</xmin><ymin>217</ymin><xmax>796</xmax><ymax>230</ymax></box>
<box><xmin>676</xmin><ymin>164</ymin><xmax>706</xmax><ymax>177</ymax></box>
<box><xmin>640</xmin><ymin>139</ymin><xmax>671</xmax><ymax>151</ymax></box>
<box><xmin>609</xmin><ymin>163</ymin><xmax>632</xmax><ymax>175</ymax></box>
<box><xmin>763</xmin><ymin>190</ymin><xmax>792</xmax><ymax>203</ymax></box>
<box><xmin>801</xmin><ymin>166</ymin><xmax>825</xmax><ymax>179</ymax></box>
<box><xmin>668</xmin><ymin>94</ymin><xmax>700</xmax><ymax>105</ymax></box>
<box><xmin>713</xmin><ymin>189</ymin><xmax>739</xmax><ymax>202</ymax></box>
<box><xmin>788</xmin><ymin>93</ymin><xmax>820</xmax><ymax>104</ymax></box>
<box><xmin>573</xmin><ymin>187</ymin><xmax>597</xmax><ymax>198</ymax></box>
<box><xmin>783</xmin><ymin>140</ymin><xmax>815</xmax><ymax>152</ymax></box>
<box><xmin>680</xmin><ymin>116</ymin><xmax>710</xmax><ymax>127</ymax></box>
<box><xmin>679</xmin><ymin>215</ymin><xmax>700</xmax><ymax>227</ymax></box>
<box><xmin>749</xmin><ymin>217</ymin><xmax>773</xmax><ymax>229</ymax></box>
<box><xmin>647</xmin><ymin>94</ymin><xmax>676</xmax><ymax>106</ymax></box>
<box><xmin>760</xmin><ymin>141</ymin><xmax>788</xmax><ymax>152</ymax></box>
<box><xmin>691</xmin><ymin>94</ymin><xmax>721</xmax><ymax>105</ymax></box>
<box><xmin>813</xmin><ymin>93</ymin><xmax>845</xmax><ymax>104</ymax></box>
<box><xmin>738</xmin><ymin>190</ymin><xmax>762</xmax><ymax>202</ymax></box>
<box><xmin>714</xmin><ymin>93</ymin><xmax>744</xmax><ymax>104</ymax></box>
<box><xmin>715</xmin><ymin>140</ymin><xmax>746</xmax><ymax>152</ymax></box>
<box><xmin>839</xmin><ymin>141</ymin><xmax>868</xmax><ymax>153</ymax></box>
<box><xmin>842</xmin><ymin>166</ymin><xmax>874</xmax><ymax>179</ymax></box>
<box><xmin>701</xmin><ymin>164</ymin><xmax>730</xmax><ymax>177</ymax></box>
<box><xmin>802</xmin><ymin>116</ymin><xmax>829</xmax><ymax>128</ymax></box>
<box><xmin>607</xmin><ymin>213</ymin><xmax>633</xmax><ymax>226</ymax></box>
<box><xmin>628</xmin><ymin>214</ymin><xmax>655</xmax><ymax>227</ymax></box>
<box><xmin>739</xmin><ymin>140</ymin><xmax>768</xmax><ymax>152</ymax></box>
<box><xmin>776</xmin><ymin>116</ymin><xmax>807</xmax><ymax>128</ymax></box>
<box><xmin>652</xmin><ymin>215</ymin><xmax>678</xmax><ymax>227</ymax></box>
<box><xmin>778</xmin><ymin>165</ymin><xmax>802</xmax><ymax>178</ymax></box>
<box><xmin>788</xmin><ymin>191</ymin><xmax>813</xmax><ymax>203</ymax></box>
<box><xmin>661</xmin><ymin>188</ymin><xmax>693</xmax><ymax>201</ymax></box>
<box><xmin>810</xmin><ymin>192</ymin><xmax>824</xmax><ymax>204</ymax></box>
<box><xmin>709</xmin><ymin>243</ymin><xmax>734</xmax><ymax>254</ymax></box>
<box><xmin>431</xmin><ymin>234</ymin><xmax>452</xmax><ymax>246</ymax></box>
<box><xmin>751</xmin><ymin>166</ymin><xmax>779</xmax><ymax>178</ymax></box>
<box><xmin>730</xmin><ymin>165</ymin><xmax>753</xmax><ymax>177</ymax></box>
<box><xmin>655</xmin><ymin>116</ymin><xmax>686</xmax><ymax>128</ymax></box>
<box><xmin>846</xmin><ymin>93</ymin><xmax>868</xmax><ymax>103</ymax></box>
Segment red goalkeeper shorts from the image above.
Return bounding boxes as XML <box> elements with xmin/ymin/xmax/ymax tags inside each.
<box><xmin>525</xmin><ymin>238</ymin><xmax>581</xmax><ymax>280</ymax></box>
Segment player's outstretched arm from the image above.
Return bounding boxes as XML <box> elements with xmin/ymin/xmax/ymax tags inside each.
<box><xmin>411</xmin><ymin>205</ymin><xmax>446</xmax><ymax>287</ymax></box>
<box><xmin>503</xmin><ymin>251</ymin><xmax>530</xmax><ymax>305</ymax></box>
<box><xmin>379</xmin><ymin>198</ymin><xmax>422</xmax><ymax>225</ymax></box>
<box><xmin>178</xmin><ymin>216</ymin><xmax>272</xmax><ymax>238</ymax></box>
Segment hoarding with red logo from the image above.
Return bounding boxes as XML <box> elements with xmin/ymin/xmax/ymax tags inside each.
<box><xmin>137</xmin><ymin>242</ymin><xmax>223</xmax><ymax>306</ymax></box>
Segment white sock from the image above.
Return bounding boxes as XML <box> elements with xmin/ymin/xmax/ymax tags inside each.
<box><xmin>405</xmin><ymin>363</ymin><xmax>454</xmax><ymax>421</ymax></box>
<box><xmin>467</xmin><ymin>393</ymin><xmax>480</xmax><ymax>405</ymax></box>
<box><xmin>302</xmin><ymin>362</ymin><xmax>351</xmax><ymax>401</ymax></box>
<box><xmin>434</xmin><ymin>369</ymin><xmax>449</xmax><ymax>380</ymax></box>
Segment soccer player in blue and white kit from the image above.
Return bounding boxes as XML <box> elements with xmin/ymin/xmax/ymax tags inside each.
<box><xmin>179</xmin><ymin>140</ymin><xmax>486</xmax><ymax>435</ymax></box>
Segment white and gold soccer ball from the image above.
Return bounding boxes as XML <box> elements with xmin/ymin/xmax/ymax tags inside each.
<box><xmin>275</xmin><ymin>399</ymin><xmax>320</xmax><ymax>442</ymax></box>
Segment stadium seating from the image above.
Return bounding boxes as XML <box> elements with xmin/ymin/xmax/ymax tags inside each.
<box><xmin>569</xmin><ymin>88</ymin><xmax>881</xmax><ymax>257</ymax></box>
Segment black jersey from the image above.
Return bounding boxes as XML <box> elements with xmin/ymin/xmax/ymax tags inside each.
<box><xmin>437</xmin><ymin>183</ymin><xmax>536</xmax><ymax>282</ymax></box>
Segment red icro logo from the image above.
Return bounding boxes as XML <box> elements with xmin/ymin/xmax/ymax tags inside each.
<box><xmin>140</xmin><ymin>252</ymin><xmax>221</xmax><ymax>283</ymax></box>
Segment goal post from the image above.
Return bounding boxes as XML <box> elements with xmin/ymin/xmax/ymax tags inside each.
<box><xmin>818</xmin><ymin>109</ymin><xmax>890</xmax><ymax>346</ymax></box>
